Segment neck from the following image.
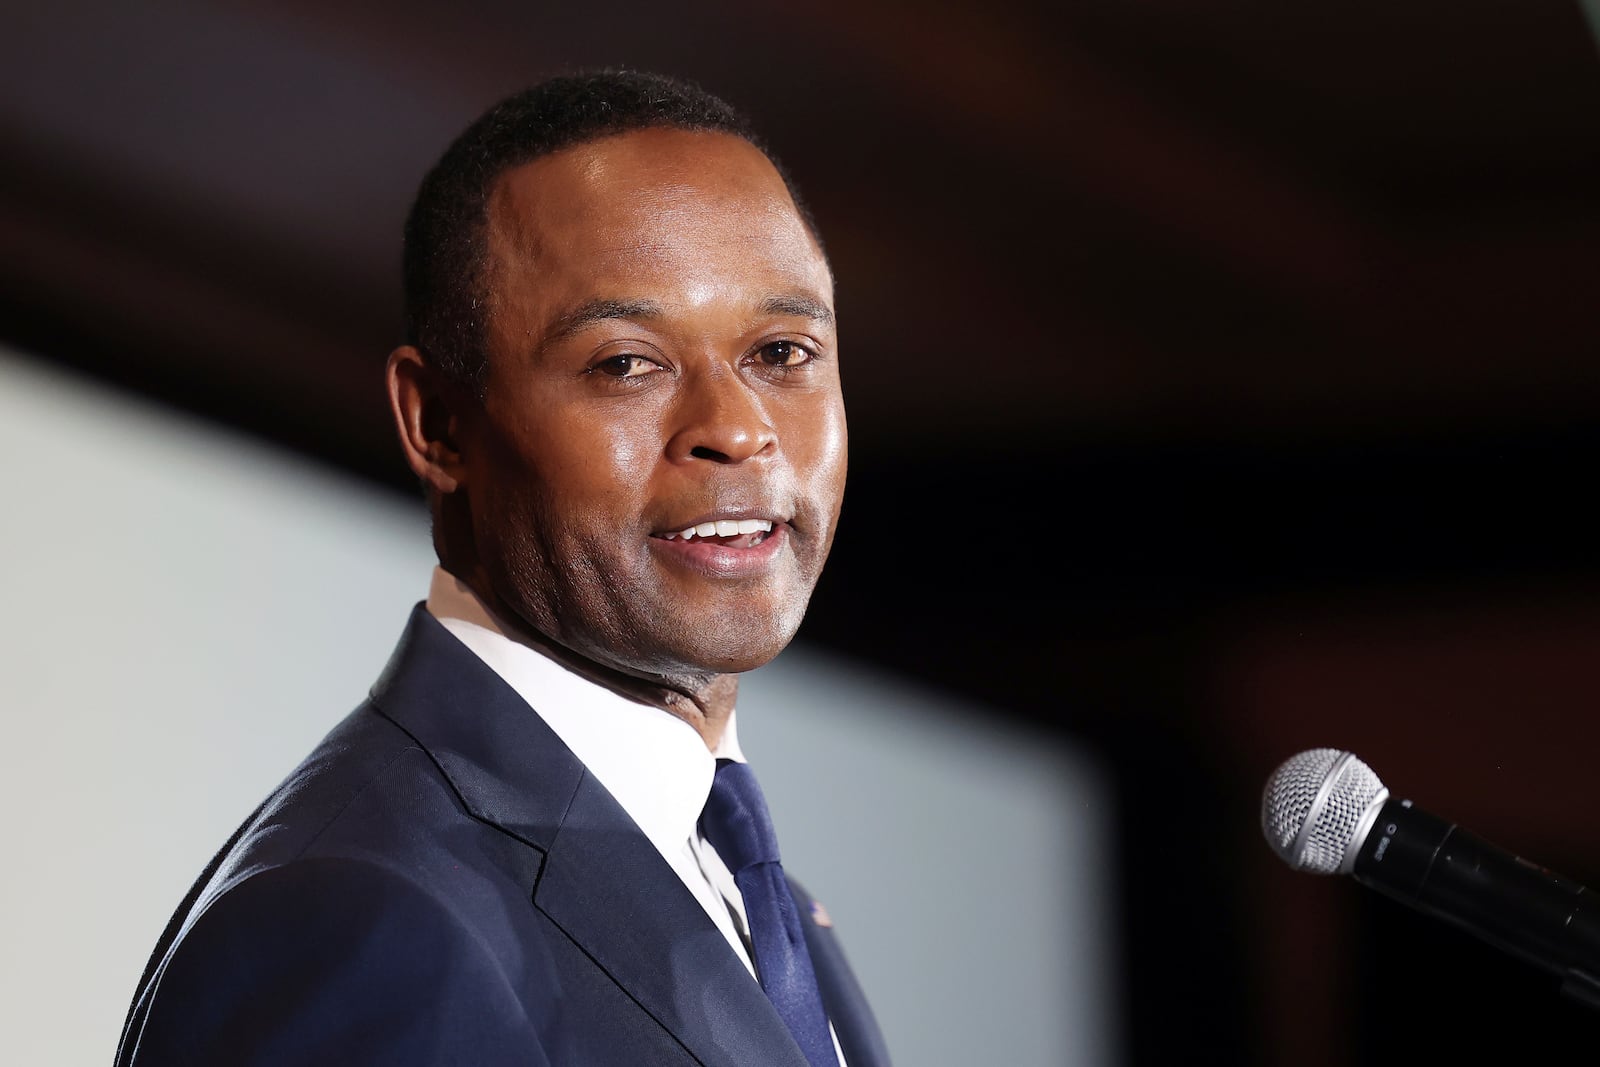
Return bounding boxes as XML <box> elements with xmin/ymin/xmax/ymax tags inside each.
<box><xmin>507</xmin><ymin>619</ymin><xmax>738</xmax><ymax>750</ymax></box>
<box><xmin>439</xmin><ymin>559</ymin><xmax>737</xmax><ymax>751</ymax></box>
<box><xmin>663</xmin><ymin>676</ymin><xmax>738</xmax><ymax>751</ymax></box>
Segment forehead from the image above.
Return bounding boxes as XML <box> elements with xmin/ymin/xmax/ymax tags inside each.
<box><xmin>481</xmin><ymin>128</ymin><xmax>831</xmax><ymax>320</ymax></box>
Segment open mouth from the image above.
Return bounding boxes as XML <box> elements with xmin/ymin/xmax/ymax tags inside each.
<box><xmin>657</xmin><ymin>518</ymin><xmax>774</xmax><ymax>549</ymax></box>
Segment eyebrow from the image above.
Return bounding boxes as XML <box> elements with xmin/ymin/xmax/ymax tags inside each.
<box><xmin>545</xmin><ymin>298</ymin><xmax>663</xmax><ymax>345</ymax></box>
<box><xmin>760</xmin><ymin>294</ymin><xmax>835</xmax><ymax>330</ymax></box>
<box><xmin>541</xmin><ymin>292</ymin><xmax>836</xmax><ymax>348</ymax></box>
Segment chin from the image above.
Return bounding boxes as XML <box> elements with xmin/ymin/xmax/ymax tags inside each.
<box><xmin>672</xmin><ymin>617</ymin><xmax>802</xmax><ymax>675</ymax></box>
<box><xmin>694</xmin><ymin>637</ymin><xmax>795</xmax><ymax>675</ymax></box>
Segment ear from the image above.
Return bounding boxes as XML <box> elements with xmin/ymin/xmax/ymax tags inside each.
<box><xmin>386</xmin><ymin>345</ymin><xmax>468</xmax><ymax>495</ymax></box>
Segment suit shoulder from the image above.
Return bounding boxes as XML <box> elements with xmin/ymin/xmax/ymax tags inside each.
<box><xmin>221</xmin><ymin>704</ymin><xmax>448</xmax><ymax>868</ymax></box>
<box><xmin>127</xmin><ymin>858</ymin><xmax>560</xmax><ymax>1066</ymax></box>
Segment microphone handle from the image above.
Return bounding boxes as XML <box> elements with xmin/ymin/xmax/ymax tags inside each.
<box><xmin>1351</xmin><ymin>796</ymin><xmax>1600</xmax><ymax>1006</ymax></box>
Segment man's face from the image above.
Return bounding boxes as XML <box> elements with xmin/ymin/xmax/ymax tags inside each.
<box><xmin>458</xmin><ymin>128</ymin><xmax>845</xmax><ymax>683</ymax></box>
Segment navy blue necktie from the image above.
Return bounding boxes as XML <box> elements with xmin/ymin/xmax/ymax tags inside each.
<box><xmin>700</xmin><ymin>759</ymin><xmax>841</xmax><ymax>1067</ymax></box>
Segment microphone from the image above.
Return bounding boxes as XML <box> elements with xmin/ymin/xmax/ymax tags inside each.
<box><xmin>1260</xmin><ymin>747</ymin><xmax>1600</xmax><ymax>1007</ymax></box>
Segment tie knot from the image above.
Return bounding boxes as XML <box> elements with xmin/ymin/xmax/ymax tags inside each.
<box><xmin>700</xmin><ymin>759</ymin><xmax>782</xmax><ymax>873</ymax></box>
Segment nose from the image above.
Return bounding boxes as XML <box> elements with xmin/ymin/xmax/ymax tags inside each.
<box><xmin>664</xmin><ymin>365</ymin><xmax>776</xmax><ymax>465</ymax></box>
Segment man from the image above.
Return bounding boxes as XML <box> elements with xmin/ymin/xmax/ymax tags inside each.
<box><xmin>115</xmin><ymin>70</ymin><xmax>889</xmax><ymax>1066</ymax></box>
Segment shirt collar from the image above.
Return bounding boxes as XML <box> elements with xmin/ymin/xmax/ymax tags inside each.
<box><xmin>423</xmin><ymin>566</ymin><xmax>745</xmax><ymax>859</ymax></box>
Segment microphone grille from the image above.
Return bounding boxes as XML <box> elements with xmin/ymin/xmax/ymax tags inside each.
<box><xmin>1261</xmin><ymin>748</ymin><xmax>1389</xmax><ymax>875</ymax></box>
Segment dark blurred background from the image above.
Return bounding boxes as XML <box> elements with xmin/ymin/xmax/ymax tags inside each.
<box><xmin>5</xmin><ymin>2</ymin><xmax>1600</xmax><ymax>1063</ymax></box>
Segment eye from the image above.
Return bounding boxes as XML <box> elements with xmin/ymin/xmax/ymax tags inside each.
<box><xmin>591</xmin><ymin>353</ymin><xmax>662</xmax><ymax>379</ymax></box>
<box><xmin>756</xmin><ymin>339</ymin><xmax>815</xmax><ymax>368</ymax></box>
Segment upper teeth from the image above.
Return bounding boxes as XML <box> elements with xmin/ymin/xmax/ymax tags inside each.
<box><xmin>666</xmin><ymin>519</ymin><xmax>774</xmax><ymax>540</ymax></box>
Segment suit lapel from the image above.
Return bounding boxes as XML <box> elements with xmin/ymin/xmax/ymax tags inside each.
<box><xmin>370</xmin><ymin>607</ymin><xmax>808</xmax><ymax>1067</ymax></box>
<box><xmin>791</xmin><ymin>878</ymin><xmax>894</xmax><ymax>1067</ymax></box>
<box><xmin>369</xmin><ymin>607</ymin><xmax>582</xmax><ymax>852</ymax></box>
<box><xmin>537</xmin><ymin>772</ymin><xmax>810</xmax><ymax>1067</ymax></box>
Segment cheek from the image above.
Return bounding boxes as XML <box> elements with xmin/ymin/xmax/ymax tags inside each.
<box><xmin>822</xmin><ymin>404</ymin><xmax>849</xmax><ymax>474</ymax></box>
<box><xmin>797</xmin><ymin>400</ymin><xmax>849</xmax><ymax>505</ymax></box>
<box><xmin>491</xmin><ymin>415</ymin><xmax>659</xmax><ymax>537</ymax></box>
<box><xmin>593</xmin><ymin>419</ymin><xmax>659</xmax><ymax>480</ymax></box>
<box><xmin>555</xmin><ymin>421</ymin><xmax>660</xmax><ymax>517</ymax></box>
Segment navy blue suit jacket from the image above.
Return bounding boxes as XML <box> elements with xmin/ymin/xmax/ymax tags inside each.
<box><xmin>115</xmin><ymin>606</ymin><xmax>891</xmax><ymax>1066</ymax></box>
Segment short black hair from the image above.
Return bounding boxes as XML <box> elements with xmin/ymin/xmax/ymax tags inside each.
<box><xmin>401</xmin><ymin>68</ymin><xmax>821</xmax><ymax>394</ymax></box>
